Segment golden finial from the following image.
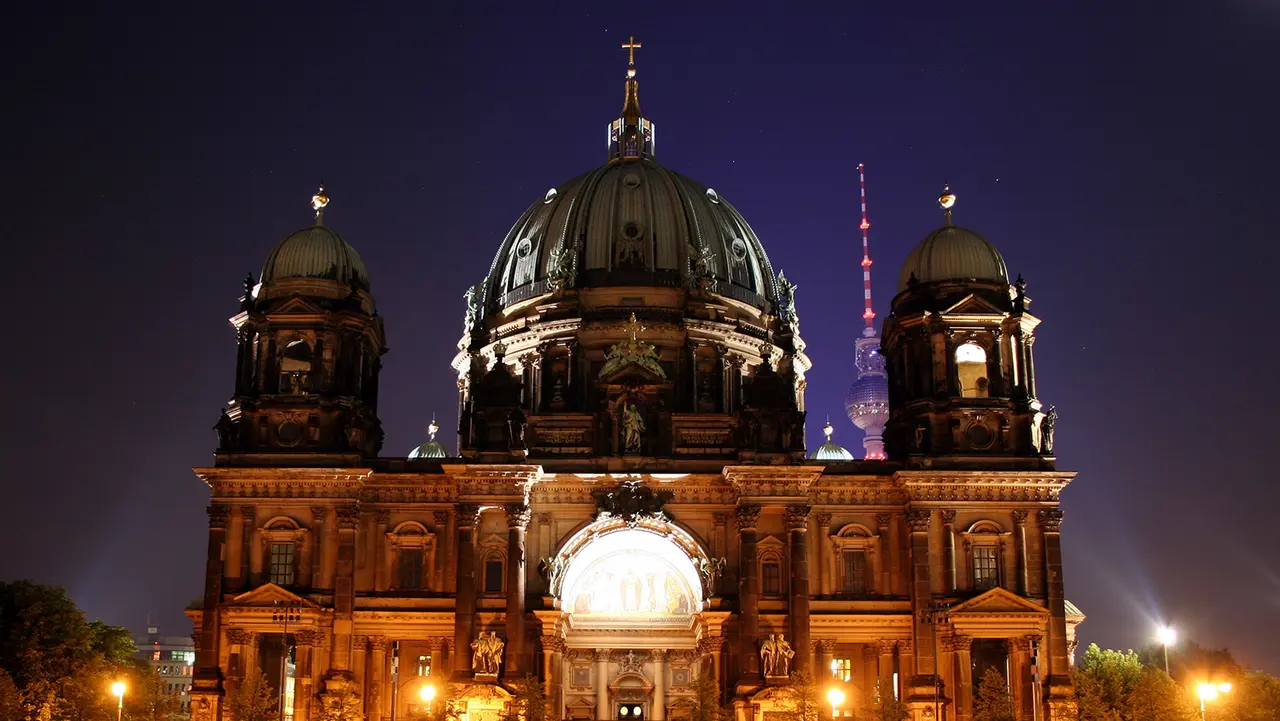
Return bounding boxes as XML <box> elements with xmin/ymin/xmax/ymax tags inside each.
<box><xmin>938</xmin><ymin>184</ymin><xmax>955</xmax><ymax>225</ymax></box>
<box><xmin>428</xmin><ymin>413</ymin><xmax>439</xmax><ymax>441</ymax></box>
<box><xmin>823</xmin><ymin>416</ymin><xmax>834</xmax><ymax>440</ymax></box>
<box><xmin>312</xmin><ymin>184</ymin><xmax>330</xmax><ymax>224</ymax></box>
<box><xmin>626</xmin><ymin>312</ymin><xmax>647</xmax><ymax>341</ymax></box>
<box><xmin>622</xmin><ymin>36</ymin><xmax>642</xmax><ymax>77</ymax></box>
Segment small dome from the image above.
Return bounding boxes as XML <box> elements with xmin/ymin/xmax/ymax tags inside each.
<box><xmin>811</xmin><ymin>420</ymin><xmax>854</xmax><ymax>461</ymax></box>
<box><xmin>897</xmin><ymin>225</ymin><xmax>1008</xmax><ymax>292</ymax></box>
<box><xmin>408</xmin><ymin>440</ymin><xmax>447</xmax><ymax>459</ymax></box>
<box><xmin>261</xmin><ymin>225</ymin><xmax>370</xmax><ymax>290</ymax></box>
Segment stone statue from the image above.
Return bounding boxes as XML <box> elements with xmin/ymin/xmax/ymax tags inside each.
<box><xmin>546</xmin><ymin>244</ymin><xmax>574</xmax><ymax>289</ymax></box>
<box><xmin>775</xmin><ymin>271</ymin><xmax>799</xmax><ymax>333</ymax></box>
<box><xmin>686</xmin><ymin>243</ymin><xmax>715</xmax><ymax>289</ymax></box>
<box><xmin>507</xmin><ymin>407</ymin><xmax>527</xmax><ymax>450</ymax></box>
<box><xmin>539</xmin><ymin>555</ymin><xmax>567</xmax><ymax>595</ymax></box>
<box><xmin>462</xmin><ymin>286</ymin><xmax>480</xmax><ymax>338</ymax></box>
<box><xmin>1040</xmin><ymin>405</ymin><xmax>1057</xmax><ymax>454</ymax></box>
<box><xmin>471</xmin><ymin>631</ymin><xmax>504</xmax><ymax>676</ymax></box>
<box><xmin>761</xmin><ymin>634</ymin><xmax>794</xmax><ymax>677</ymax></box>
<box><xmin>240</xmin><ymin>274</ymin><xmax>256</xmax><ymax>311</ymax></box>
<box><xmin>697</xmin><ymin>556</ymin><xmax>726</xmax><ymax>598</ymax></box>
<box><xmin>622</xmin><ymin>403</ymin><xmax>645</xmax><ymax>454</ymax></box>
<box><xmin>214</xmin><ymin>408</ymin><xmax>235</xmax><ymax>450</ymax></box>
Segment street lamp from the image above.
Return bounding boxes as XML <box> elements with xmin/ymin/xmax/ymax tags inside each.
<box><xmin>272</xmin><ymin>600</ymin><xmax>301</xmax><ymax>721</ymax></box>
<box><xmin>827</xmin><ymin>688</ymin><xmax>845</xmax><ymax>719</ymax></box>
<box><xmin>1157</xmin><ymin>625</ymin><xmax>1177</xmax><ymax>675</ymax></box>
<box><xmin>420</xmin><ymin>683</ymin><xmax>437</xmax><ymax>714</ymax></box>
<box><xmin>110</xmin><ymin>681</ymin><xmax>126</xmax><ymax>721</ymax></box>
<box><xmin>1197</xmin><ymin>682</ymin><xmax>1232</xmax><ymax>721</ymax></box>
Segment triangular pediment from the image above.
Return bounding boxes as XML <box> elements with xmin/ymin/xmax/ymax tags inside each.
<box><xmin>228</xmin><ymin>583</ymin><xmax>318</xmax><ymax>608</ymax></box>
<box><xmin>942</xmin><ymin>293</ymin><xmax>1005</xmax><ymax>316</ymax></box>
<box><xmin>599</xmin><ymin>361</ymin><xmax>666</xmax><ymax>385</ymax></box>
<box><xmin>949</xmin><ymin>587</ymin><xmax>1048</xmax><ymax>615</ymax></box>
<box><xmin>268</xmin><ymin>296</ymin><xmax>327</xmax><ymax>315</ymax></box>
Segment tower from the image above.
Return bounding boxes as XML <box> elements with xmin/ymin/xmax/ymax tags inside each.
<box><xmin>880</xmin><ymin>187</ymin><xmax>1054</xmax><ymax>467</ymax></box>
<box><xmin>215</xmin><ymin>187</ymin><xmax>388</xmax><ymax>460</ymax></box>
<box><xmin>844</xmin><ymin>164</ymin><xmax>889</xmax><ymax>459</ymax></box>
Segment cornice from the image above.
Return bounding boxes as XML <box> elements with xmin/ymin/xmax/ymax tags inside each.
<box><xmin>897</xmin><ymin>470</ymin><xmax>1074</xmax><ymax>502</ymax></box>
<box><xmin>723</xmin><ymin>466</ymin><xmax>824</xmax><ymax>500</ymax></box>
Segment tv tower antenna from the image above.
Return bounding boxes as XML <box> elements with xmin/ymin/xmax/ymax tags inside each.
<box><xmin>858</xmin><ymin>163</ymin><xmax>875</xmax><ymax>337</ymax></box>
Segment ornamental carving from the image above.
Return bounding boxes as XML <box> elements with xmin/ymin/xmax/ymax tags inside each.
<box><xmin>541</xmin><ymin>636</ymin><xmax>566</xmax><ymax>653</ymax></box>
<box><xmin>906</xmin><ymin>509</ymin><xmax>931</xmax><ymax>532</ymax></box>
<box><xmin>374</xmin><ymin>510</ymin><xmax>391</xmax><ymax>525</ymax></box>
<box><xmin>876</xmin><ymin>639</ymin><xmax>896</xmax><ymax>654</ymax></box>
<box><xmin>241</xmin><ymin>506</ymin><xmax>256</xmax><ymax>521</ymax></box>
<box><xmin>862</xmin><ymin>645</ymin><xmax>878</xmax><ymax>660</ymax></box>
<box><xmin>814</xmin><ymin>513</ymin><xmax>832</xmax><ymax>531</ymax></box>
<box><xmin>505</xmin><ymin>504</ymin><xmax>532</xmax><ymax>529</ymax></box>
<box><xmin>735</xmin><ymin>504</ymin><xmax>761</xmax><ymax>531</ymax></box>
<box><xmin>697</xmin><ymin>637</ymin><xmax>725</xmax><ymax>654</ymax></box>
<box><xmin>433</xmin><ymin>510</ymin><xmax>450</xmax><ymax>527</ymax></box>
<box><xmin>950</xmin><ymin>635</ymin><xmax>973</xmax><ymax>652</ymax></box>
<box><xmin>311</xmin><ymin>506</ymin><xmax>326</xmax><ymax>524</ymax></box>
<box><xmin>207</xmin><ymin>504</ymin><xmax>231</xmax><ymax>528</ymax></box>
<box><xmin>940</xmin><ymin>510</ymin><xmax>957</xmax><ymax>525</ymax></box>
<box><xmin>616</xmin><ymin>650</ymin><xmax>645</xmax><ymax>673</ymax></box>
<box><xmin>785</xmin><ymin>505</ymin><xmax>811</xmax><ymax>531</ymax></box>
<box><xmin>599</xmin><ymin>314</ymin><xmax>666</xmax><ymax>380</ymax></box>
<box><xmin>591</xmin><ymin>479</ymin><xmax>673</xmax><ymax>528</ymax></box>
<box><xmin>427</xmin><ymin>637</ymin><xmax>447</xmax><ymax>653</ymax></box>
<box><xmin>898</xmin><ymin>640</ymin><xmax>913</xmax><ymax>654</ymax></box>
<box><xmin>294</xmin><ymin>629</ymin><xmax>323</xmax><ymax>647</ymax></box>
<box><xmin>225</xmin><ymin>628</ymin><xmax>249</xmax><ymax>645</ymax></box>
<box><xmin>1012</xmin><ymin>510</ymin><xmax>1028</xmax><ymax>525</ymax></box>
<box><xmin>817</xmin><ymin>639</ymin><xmax>838</xmax><ymax>654</ymax></box>
<box><xmin>875</xmin><ymin>513</ymin><xmax>891</xmax><ymax>529</ymax></box>
<box><xmin>336</xmin><ymin>505</ymin><xmax>360</xmax><ymax>530</ymax></box>
<box><xmin>1038</xmin><ymin>509</ymin><xmax>1064</xmax><ymax>532</ymax></box>
<box><xmin>455</xmin><ymin>503</ymin><xmax>481</xmax><ymax>528</ymax></box>
<box><xmin>367</xmin><ymin>636</ymin><xmax>388</xmax><ymax>652</ymax></box>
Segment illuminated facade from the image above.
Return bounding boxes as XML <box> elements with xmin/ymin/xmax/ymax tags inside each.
<box><xmin>188</xmin><ymin>44</ymin><xmax>1082</xmax><ymax>721</ymax></box>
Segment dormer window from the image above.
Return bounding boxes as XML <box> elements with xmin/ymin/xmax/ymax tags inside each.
<box><xmin>956</xmin><ymin>343</ymin><xmax>988</xmax><ymax>398</ymax></box>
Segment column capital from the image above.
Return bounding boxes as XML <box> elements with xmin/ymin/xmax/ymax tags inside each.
<box><xmin>1011</xmin><ymin>636</ymin><xmax>1035</xmax><ymax>652</ymax></box>
<box><xmin>374</xmin><ymin>509</ymin><xmax>391</xmax><ymax>525</ymax></box>
<box><xmin>1012</xmin><ymin>509</ymin><xmax>1028</xmax><ymax>526</ymax></box>
<box><xmin>541</xmin><ymin>636</ymin><xmax>566</xmax><ymax>653</ymax></box>
<box><xmin>225</xmin><ymin>628</ymin><xmax>249</xmax><ymax>645</ymax></box>
<box><xmin>207</xmin><ymin>504</ymin><xmax>231</xmax><ymax>528</ymax></box>
<box><xmin>1038</xmin><ymin>509</ymin><xmax>1064</xmax><ymax>532</ymax></box>
<box><xmin>650</xmin><ymin>649</ymin><xmax>668</xmax><ymax>662</ymax></box>
<box><xmin>433</xmin><ymin>510</ymin><xmax>450</xmax><ymax>527</ymax></box>
<box><xmin>906</xmin><ymin>509</ymin><xmax>931</xmax><ymax>533</ymax></box>
<box><xmin>240</xmin><ymin>505</ymin><xmax>256</xmax><ymax>521</ymax></box>
<box><xmin>734</xmin><ymin>504</ymin><xmax>761</xmax><ymax>531</ymax></box>
<box><xmin>814</xmin><ymin>512</ymin><xmax>832</xmax><ymax>528</ymax></box>
<box><xmin>785</xmin><ymin>504</ymin><xmax>811</xmax><ymax>531</ymax></box>
<box><xmin>594</xmin><ymin>648</ymin><xmax>611</xmax><ymax>662</ymax></box>
<box><xmin>713</xmin><ymin>512</ymin><xmax>731</xmax><ymax>528</ymax></box>
<box><xmin>875</xmin><ymin>513</ymin><xmax>891</xmax><ymax>530</ymax></box>
<box><xmin>367</xmin><ymin>635</ymin><xmax>388</xmax><ymax>652</ymax></box>
<box><xmin>940</xmin><ymin>509</ymin><xmax>957</xmax><ymax>526</ymax></box>
<box><xmin>311</xmin><ymin>506</ymin><xmax>327</xmax><ymax>524</ymax></box>
<box><xmin>505</xmin><ymin>504</ymin><xmax>532</xmax><ymax>529</ymax></box>
<box><xmin>876</xmin><ymin>639</ymin><xmax>897</xmax><ymax>654</ymax></box>
<box><xmin>817</xmin><ymin>639</ymin><xmax>838</xmax><ymax>653</ymax></box>
<box><xmin>536</xmin><ymin>512</ymin><xmax>554</xmax><ymax>525</ymax></box>
<box><xmin>697</xmin><ymin>637</ymin><xmax>726</xmax><ymax>654</ymax></box>
<box><xmin>949</xmin><ymin>635</ymin><xmax>973</xmax><ymax>652</ymax></box>
<box><xmin>897</xmin><ymin>640</ymin><xmax>913</xmax><ymax>654</ymax></box>
<box><xmin>862</xmin><ymin>645</ymin><xmax>878</xmax><ymax>660</ymax></box>
<box><xmin>294</xmin><ymin>629</ymin><xmax>323</xmax><ymax>647</ymax></box>
<box><xmin>427</xmin><ymin>636</ymin><xmax>447</xmax><ymax>652</ymax></box>
<box><xmin>455</xmin><ymin>503</ymin><xmax>481</xmax><ymax>528</ymax></box>
<box><xmin>336</xmin><ymin>505</ymin><xmax>360</xmax><ymax>530</ymax></box>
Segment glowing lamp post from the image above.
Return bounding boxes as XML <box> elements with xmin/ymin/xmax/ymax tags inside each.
<box><xmin>110</xmin><ymin>681</ymin><xmax>126</xmax><ymax>721</ymax></box>
<box><xmin>419</xmin><ymin>684</ymin><xmax>436</xmax><ymax>713</ymax></box>
<box><xmin>1157</xmin><ymin>625</ymin><xmax>1177</xmax><ymax>675</ymax></box>
<box><xmin>1197</xmin><ymin>682</ymin><xmax>1232</xmax><ymax>721</ymax></box>
<box><xmin>827</xmin><ymin>688</ymin><xmax>845</xmax><ymax>719</ymax></box>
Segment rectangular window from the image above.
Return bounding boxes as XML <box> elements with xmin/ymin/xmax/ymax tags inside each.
<box><xmin>484</xmin><ymin>559</ymin><xmax>504</xmax><ymax>593</ymax></box>
<box><xmin>973</xmin><ymin>546</ymin><xmax>999</xmax><ymax>590</ymax></box>
<box><xmin>830</xmin><ymin>657</ymin><xmax>852</xmax><ymax>682</ymax></box>
<box><xmin>761</xmin><ymin>561</ymin><xmax>781</xmax><ymax>595</ymax></box>
<box><xmin>270</xmin><ymin>542</ymin><xmax>295</xmax><ymax>586</ymax></box>
<box><xmin>841</xmin><ymin>550</ymin><xmax>870</xmax><ymax>594</ymax></box>
<box><xmin>417</xmin><ymin>654</ymin><xmax>432</xmax><ymax>677</ymax></box>
<box><xmin>399</xmin><ymin>548</ymin><xmax>424</xmax><ymax>590</ymax></box>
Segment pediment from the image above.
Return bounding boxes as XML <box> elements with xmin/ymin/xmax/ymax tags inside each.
<box><xmin>942</xmin><ymin>293</ymin><xmax>1005</xmax><ymax>316</ymax></box>
<box><xmin>599</xmin><ymin>362</ymin><xmax>666</xmax><ymax>385</ymax></box>
<box><xmin>228</xmin><ymin>583</ymin><xmax>318</xmax><ymax>608</ymax></box>
<box><xmin>949</xmin><ymin>587</ymin><xmax>1047</xmax><ymax>615</ymax></box>
<box><xmin>757</xmin><ymin>536</ymin><xmax>786</xmax><ymax>552</ymax></box>
<box><xmin>268</xmin><ymin>296</ymin><xmax>327</xmax><ymax>315</ymax></box>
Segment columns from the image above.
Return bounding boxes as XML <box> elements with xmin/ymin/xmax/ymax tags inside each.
<box><xmin>700</xmin><ymin>636</ymin><xmax>725</xmax><ymax>701</ymax></box>
<box><xmin>595</xmin><ymin>650</ymin><xmax>611</xmax><ymax>721</ymax></box>
<box><xmin>1010</xmin><ymin>636</ymin><xmax>1033</xmax><ymax>721</ymax></box>
<box><xmin>294</xmin><ymin>630</ymin><xmax>319</xmax><ymax>721</ymax></box>
<box><xmin>950</xmin><ymin>635</ymin><xmax>973</xmax><ymax>721</ymax></box>
<box><xmin>906</xmin><ymin>510</ymin><xmax>936</xmax><ymax>680</ymax></box>
<box><xmin>816</xmin><ymin>639</ymin><xmax>836</xmax><ymax>682</ymax></box>
<box><xmin>876</xmin><ymin>640</ymin><xmax>896</xmax><ymax>700</ymax></box>
<box><xmin>876</xmin><ymin>514</ymin><xmax>892</xmax><ymax>595</ymax></box>
<box><xmin>224</xmin><ymin>628</ymin><xmax>249</xmax><ymax>700</ymax></box>
<box><xmin>311</xmin><ymin>506</ymin><xmax>326</xmax><ymax>590</ymax></box>
<box><xmin>862</xmin><ymin>645</ymin><xmax>878</xmax><ymax>709</ymax></box>
<box><xmin>434</xmin><ymin>511</ymin><xmax>451</xmax><ymax>593</ymax></box>
<box><xmin>787</xmin><ymin>505</ymin><xmax>811</xmax><ymax>673</ymax></box>
<box><xmin>297</xmin><ymin>529</ymin><xmax>313</xmax><ymax>588</ymax></box>
<box><xmin>652</xmin><ymin>650</ymin><xmax>667</xmax><ymax>721</ymax></box>
<box><xmin>197</xmin><ymin>505</ymin><xmax>229</xmax><ymax>672</ymax></box>
<box><xmin>541</xmin><ymin>636</ymin><xmax>563</xmax><ymax>702</ymax></box>
<box><xmin>816</xmin><ymin>513</ymin><xmax>833</xmax><ymax>595</ymax></box>
<box><xmin>453</xmin><ymin>503</ymin><xmax>480</xmax><ymax>679</ymax></box>
<box><xmin>1012</xmin><ymin>511</ymin><xmax>1029</xmax><ymax>596</ymax></box>
<box><xmin>352</xmin><ymin>636</ymin><xmax>368</xmax><ymax>703</ymax></box>
<box><xmin>990</xmin><ymin>329</ymin><xmax>1006</xmax><ymax>397</ymax></box>
<box><xmin>1038</xmin><ymin>509</ymin><xmax>1074</xmax><ymax>719</ymax></box>
<box><xmin>331</xmin><ymin>504</ymin><xmax>360</xmax><ymax>672</ymax></box>
<box><xmin>368</xmin><ymin>636</ymin><xmax>387</xmax><ymax>721</ymax></box>
<box><xmin>1025</xmin><ymin>337</ymin><xmax>1038</xmax><ymax>399</ymax></box>
<box><xmin>735</xmin><ymin>504</ymin><xmax>762</xmax><ymax>683</ymax></box>
<box><xmin>242</xmin><ymin>506</ymin><xmax>257</xmax><ymax>588</ymax></box>
<box><xmin>505</xmin><ymin>504</ymin><xmax>531</xmax><ymax>676</ymax></box>
<box><xmin>374</xmin><ymin>510</ymin><xmax>391</xmax><ymax>592</ymax></box>
<box><xmin>941</xmin><ymin>510</ymin><xmax>957</xmax><ymax>593</ymax></box>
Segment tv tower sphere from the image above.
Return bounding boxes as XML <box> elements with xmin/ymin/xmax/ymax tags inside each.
<box><xmin>845</xmin><ymin>332</ymin><xmax>889</xmax><ymax>460</ymax></box>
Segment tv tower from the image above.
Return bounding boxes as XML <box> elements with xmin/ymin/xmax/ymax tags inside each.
<box><xmin>843</xmin><ymin>163</ymin><xmax>889</xmax><ymax>459</ymax></box>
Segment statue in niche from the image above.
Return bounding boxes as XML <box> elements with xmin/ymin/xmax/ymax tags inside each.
<box><xmin>761</xmin><ymin>634</ymin><xmax>794</xmax><ymax>677</ymax></box>
<box><xmin>622</xmin><ymin>403</ymin><xmax>645</xmax><ymax>454</ymax></box>
<box><xmin>1040</xmin><ymin>405</ymin><xmax>1057</xmax><ymax>454</ymax></box>
<box><xmin>471</xmin><ymin>632</ymin><xmax>504</xmax><ymax>676</ymax></box>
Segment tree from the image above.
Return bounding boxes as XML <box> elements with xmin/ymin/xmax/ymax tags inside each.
<box><xmin>227</xmin><ymin>669</ymin><xmax>278</xmax><ymax>721</ymax></box>
<box><xmin>314</xmin><ymin>678</ymin><xmax>365</xmax><ymax>721</ymax></box>
<box><xmin>1217</xmin><ymin>671</ymin><xmax>1280</xmax><ymax>721</ymax></box>
<box><xmin>858</xmin><ymin>681</ymin><xmax>908</xmax><ymax>721</ymax></box>
<box><xmin>773</xmin><ymin>671</ymin><xmax>825</xmax><ymax>721</ymax></box>
<box><xmin>1073</xmin><ymin>643</ymin><xmax>1145</xmax><ymax>720</ymax></box>
<box><xmin>501</xmin><ymin>675</ymin><xmax>549</xmax><ymax>721</ymax></box>
<box><xmin>972</xmin><ymin>668</ymin><xmax>1015</xmax><ymax>721</ymax></box>
<box><xmin>689</xmin><ymin>667</ymin><xmax>726</xmax><ymax>721</ymax></box>
<box><xmin>1123</xmin><ymin>669</ymin><xmax>1197</xmax><ymax>721</ymax></box>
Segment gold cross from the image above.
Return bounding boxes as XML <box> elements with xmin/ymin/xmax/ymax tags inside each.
<box><xmin>627</xmin><ymin>312</ymin><xmax>647</xmax><ymax>341</ymax></box>
<box><xmin>622</xmin><ymin>36</ymin><xmax>642</xmax><ymax>66</ymax></box>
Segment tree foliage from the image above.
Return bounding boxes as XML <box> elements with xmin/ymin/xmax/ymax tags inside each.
<box><xmin>501</xmin><ymin>674</ymin><xmax>549</xmax><ymax>721</ymax></box>
<box><xmin>857</xmin><ymin>681</ymin><xmax>908</xmax><ymax>721</ymax></box>
<box><xmin>690</xmin><ymin>667</ymin><xmax>726</xmax><ymax>721</ymax></box>
<box><xmin>972</xmin><ymin>668</ymin><xmax>1015</xmax><ymax>721</ymax></box>
<box><xmin>1219</xmin><ymin>671</ymin><xmax>1280</xmax><ymax>721</ymax></box>
<box><xmin>771</xmin><ymin>671</ymin><xmax>826</xmax><ymax>721</ymax></box>
<box><xmin>227</xmin><ymin>669</ymin><xmax>278</xmax><ymax>721</ymax></box>
<box><xmin>0</xmin><ymin>580</ymin><xmax>141</xmax><ymax>721</ymax></box>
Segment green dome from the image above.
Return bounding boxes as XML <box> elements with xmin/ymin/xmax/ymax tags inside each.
<box><xmin>408</xmin><ymin>440</ymin><xmax>447</xmax><ymax>459</ymax></box>
<box><xmin>260</xmin><ymin>224</ymin><xmax>370</xmax><ymax>290</ymax></box>
<box><xmin>897</xmin><ymin>225</ymin><xmax>1008</xmax><ymax>292</ymax></box>
<box><xmin>810</xmin><ymin>421</ymin><xmax>854</xmax><ymax>461</ymax></box>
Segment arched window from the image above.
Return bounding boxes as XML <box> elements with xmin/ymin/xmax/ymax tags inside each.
<box><xmin>829</xmin><ymin>524</ymin><xmax>882</xmax><ymax>596</ymax></box>
<box><xmin>963</xmin><ymin>520</ymin><xmax>1007</xmax><ymax>592</ymax></box>
<box><xmin>956</xmin><ymin>342</ymin><xmax>989</xmax><ymax>398</ymax></box>
<box><xmin>280</xmin><ymin>339</ymin><xmax>314</xmax><ymax>395</ymax></box>
<box><xmin>261</xmin><ymin>517</ymin><xmax>306</xmax><ymax>587</ymax></box>
<box><xmin>758</xmin><ymin>536</ymin><xmax>787</xmax><ymax>597</ymax></box>
<box><xmin>389</xmin><ymin>522</ymin><xmax>435</xmax><ymax>591</ymax></box>
<box><xmin>478</xmin><ymin>533</ymin><xmax>508</xmax><ymax>595</ymax></box>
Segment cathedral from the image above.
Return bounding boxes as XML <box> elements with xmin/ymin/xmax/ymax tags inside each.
<box><xmin>189</xmin><ymin>41</ymin><xmax>1082</xmax><ymax>721</ymax></box>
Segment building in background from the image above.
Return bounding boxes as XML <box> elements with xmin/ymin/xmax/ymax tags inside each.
<box><xmin>187</xmin><ymin>43</ymin><xmax>1082</xmax><ymax>721</ymax></box>
<box><xmin>844</xmin><ymin>164</ymin><xmax>890</xmax><ymax>460</ymax></box>
<box><xmin>134</xmin><ymin>627</ymin><xmax>194</xmax><ymax>717</ymax></box>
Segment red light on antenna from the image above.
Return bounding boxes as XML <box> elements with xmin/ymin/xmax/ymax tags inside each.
<box><xmin>859</xmin><ymin>220</ymin><xmax>870</xmax><ymax>230</ymax></box>
<box><xmin>861</xmin><ymin>258</ymin><xmax>872</xmax><ymax>268</ymax></box>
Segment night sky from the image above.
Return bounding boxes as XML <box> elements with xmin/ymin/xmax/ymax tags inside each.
<box><xmin>3</xmin><ymin>1</ymin><xmax>1277</xmax><ymax>672</ymax></box>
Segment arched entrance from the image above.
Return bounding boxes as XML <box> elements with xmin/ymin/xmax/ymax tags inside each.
<box><xmin>546</xmin><ymin>517</ymin><xmax>716</xmax><ymax>721</ymax></box>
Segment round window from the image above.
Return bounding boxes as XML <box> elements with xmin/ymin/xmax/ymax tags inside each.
<box><xmin>730</xmin><ymin>238</ymin><xmax>747</xmax><ymax>261</ymax></box>
<box><xmin>622</xmin><ymin>173</ymin><xmax>641</xmax><ymax>188</ymax></box>
<box><xmin>277</xmin><ymin>422</ymin><xmax>303</xmax><ymax>445</ymax></box>
<box><xmin>516</xmin><ymin>238</ymin><xmax>534</xmax><ymax>257</ymax></box>
<box><xmin>622</xmin><ymin>222</ymin><xmax>642</xmax><ymax>240</ymax></box>
<box><xmin>966</xmin><ymin>423</ymin><xmax>994</xmax><ymax>448</ymax></box>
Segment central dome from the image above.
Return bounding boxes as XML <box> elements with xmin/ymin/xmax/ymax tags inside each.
<box><xmin>481</xmin><ymin>159</ymin><xmax>779</xmax><ymax>312</ymax></box>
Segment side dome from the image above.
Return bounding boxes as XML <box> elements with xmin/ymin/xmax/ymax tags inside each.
<box><xmin>481</xmin><ymin>159</ymin><xmax>778</xmax><ymax>312</ymax></box>
<box><xmin>897</xmin><ymin>225</ymin><xmax>1008</xmax><ymax>292</ymax></box>
<box><xmin>810</xmin><ymin>420</ymin><xmax>854</xmax><ymax>461</ymax></box>
<box><xmin>261</xmin><ymin>225</ymin><xmax>370</xmax><ymax>290</ymax></box>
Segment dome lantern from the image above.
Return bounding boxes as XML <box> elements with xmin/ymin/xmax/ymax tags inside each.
<box><xmin>609</xmin><ymin>36</ymin><xmax>655</xmax><ymax>162</ymax></box>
